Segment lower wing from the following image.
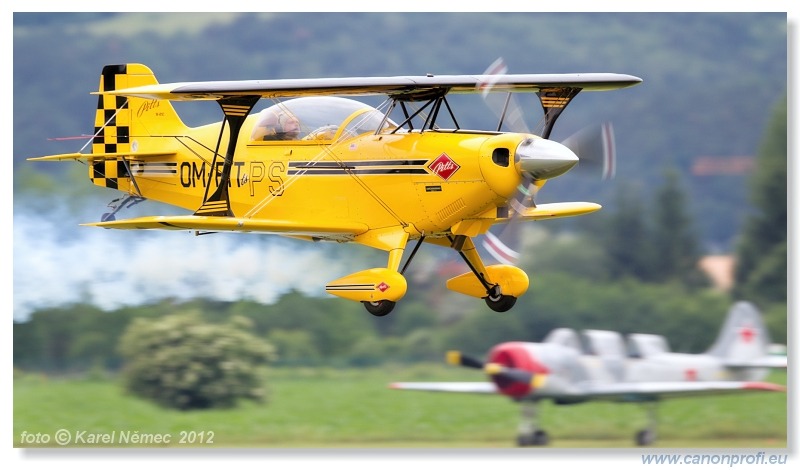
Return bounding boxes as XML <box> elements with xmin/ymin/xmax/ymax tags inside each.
<box><xmin>497</xmin><ymin>202</ymin><xmax>601</xmax><ymax>222</ymax></box>
<box><xmin>84</xmin><ymin>215</ymin><xmax>368</xmax><ymax>239</ymax></box>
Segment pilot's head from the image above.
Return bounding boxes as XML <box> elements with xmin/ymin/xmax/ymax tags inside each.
<box><xmin>278</xmin><ymin>113</ymin><xmax>300</xmax><ymax>140</ymax></box>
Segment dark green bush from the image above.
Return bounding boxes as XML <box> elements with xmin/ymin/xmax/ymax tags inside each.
<box><xmin>118</xmin><ymin>311</ymin><xmax>276</xmax><ymax>410</ymax></box>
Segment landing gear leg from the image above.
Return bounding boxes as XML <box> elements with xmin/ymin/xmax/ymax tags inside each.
<box><xmin>340</xmin><ymin>229</ymin><xmax>413</xmax><ymax>317</ymax></box>
<box><xmin>516</xmin><ymin>402</ymin><xmax>549</xmax><ymax>446</ymax></box>
<box><xmin>449</xmin><ymin>235</ymin><xmax>517</xmax><ymax>312</ymax></box>
<box><xmin>635</xmin><ymin>402</ymin><xmax>658</xmax><ymax>446</ymax></box>
<box><xmin>359</xmin><ymin>236</ymin><xmax>425</xmax><ymax>316</ymax></box>
<box><xmin>101</xmin><ymin>195</ymin><xmax>145</xmax><ymax>222</ymax></box>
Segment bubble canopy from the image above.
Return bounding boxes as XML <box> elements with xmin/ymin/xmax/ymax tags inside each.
<box><xmin>249</xmin><ymin>96</ymin><xmax>394</xmax><ymax>142</ymax></box>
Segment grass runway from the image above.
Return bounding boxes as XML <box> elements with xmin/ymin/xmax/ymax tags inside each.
<box><xmin>13</xmin><ymin>365</ymin><xmax>787</xmax><ymax>449</ymax></box>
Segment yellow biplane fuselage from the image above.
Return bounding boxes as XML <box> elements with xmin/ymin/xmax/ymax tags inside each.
<box><xmin>116</xmin><ymin>106</ymin><xmax>523</xmax><ymax>245</ymax></box>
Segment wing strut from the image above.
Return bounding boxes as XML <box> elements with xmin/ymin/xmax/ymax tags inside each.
<box><xmin>537</xmin><ymin>87</ymin><xmax>580</xmax><ymax>139</ymax></box>
<box><xmin>195</xmin><ymin>95</ymin><xmax>260</xmax><ymax>217</ymax></box>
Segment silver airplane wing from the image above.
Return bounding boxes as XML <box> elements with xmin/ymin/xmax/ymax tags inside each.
<box><xmin>389</xmin><ymin>382</ymin><xmax>498</xmax><ymax>394</ymax></box>
<box><xmin>572</xmin><ymin>380</ymin><xmax>786</xmax><ymax>402</ymax></box>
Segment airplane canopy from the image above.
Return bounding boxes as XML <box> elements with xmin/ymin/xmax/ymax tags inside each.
<box><xmin>250</xmin><ymin>96</ymin><xmax>395</xmax><ymax>141</ymax></box>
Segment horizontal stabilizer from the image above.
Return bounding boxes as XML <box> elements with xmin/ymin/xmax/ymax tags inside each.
<box><xmin>83</xmin><ymin>215</ymin><xmax>368</xmax><ymax>236</ymax></box>
<box><xmin>725</xmin><ymin>356</ymin><xmax>788</xmax><ymax>369</ymax></box>
<box><xmin>29</xmin><ymin>151</ymin><xmax>177</xmax><ymax>162</ymax></box>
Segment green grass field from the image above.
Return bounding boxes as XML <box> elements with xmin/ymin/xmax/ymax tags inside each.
<box><xmin>13</xmin><ymin>365</ymin><xmax>788</xmax><ymax>448</ymax></box>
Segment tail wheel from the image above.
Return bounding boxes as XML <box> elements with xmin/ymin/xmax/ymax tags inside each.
<box><xmin>363</xmin><ymin>300</ymin><xmax>396</xmax><ymax>317</ymax></box>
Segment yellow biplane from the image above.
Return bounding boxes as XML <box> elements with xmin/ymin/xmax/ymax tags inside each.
<box><xmin>30</xmin><ymin>64</ymin><xmax>641</xmax><ymax>316</ymax></box>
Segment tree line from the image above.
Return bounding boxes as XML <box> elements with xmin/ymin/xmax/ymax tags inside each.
<box><xmin>13</xmin><ymin>12</ymin><xmax>787</xmax><ymax>250</ymax></box>
<box><xmin>14</xmin><ymin>92</ymin><xmax>786</xmax><ymax>377</ymax></box>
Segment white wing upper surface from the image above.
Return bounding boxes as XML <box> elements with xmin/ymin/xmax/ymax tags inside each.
<box><xmin>101</xmin><ymin>73</ymin><xmax>643</xmax><ymax>101</ymax></box>
<box><xmin>548</xmin><ymin>381</ymin><xmax>786</xmax><ymax>402</ymax></box>
<box><xmin>389</xmin><ymin>382</ymin><xmax>498</xmax><ymax>394</ymax></box>
<box><xmin>389</xmin><ymin>380</ymin><xmax>785</xmax><ymax>401</ymax></box>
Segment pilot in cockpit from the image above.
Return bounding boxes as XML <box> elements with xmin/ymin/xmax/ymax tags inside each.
<box><xmin>252</xmin><ymin>110</ymin><xmax>301</xmax><ymax>141</ymax></box>
<box><xmin>275</xmin><ymin>113</ymin><xmax>300</xmax><ymax>140</ymax></box>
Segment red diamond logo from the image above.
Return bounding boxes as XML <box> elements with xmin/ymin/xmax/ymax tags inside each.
<box><xmin>428</xmin><ymin>153</ymin><xmax>460</xmax><ymax>180</ymax></box>
<box><xmin>377</xmin><ymin>282</ymin><xmax>390</xmax><ymax>292</ymax></box>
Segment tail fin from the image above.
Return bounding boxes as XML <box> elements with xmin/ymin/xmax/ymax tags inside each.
<box><xmin>706</xmin><ymin>301</ymin><xmax>772</xmax><ymax>364</ymax></box>
<box><xmin>91</xmin><ymin>64</ymin><xmax>185</xmax><ymax>190</ymax></box>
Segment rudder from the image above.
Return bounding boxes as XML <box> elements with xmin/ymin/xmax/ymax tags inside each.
<box><xmin>91</xmin><ymin>64</ymin><xmax>185</xmax><ymax>191</ymax></box>
<box><xmin>706</xmin><ymin>301</ymin><xmax>770</xmax><ymax>362</ymax></box>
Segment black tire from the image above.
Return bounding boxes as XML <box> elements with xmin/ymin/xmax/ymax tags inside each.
<box><xmin>635</xmin><ymin>429</ymin><xmax>655</xmax><ymax>446</ymax></box>
<box><xmin>363</xmin><ymin>300</ymin><xmax>396</xmax><ymax>317</ymax></box>
<box><xmin>485</xmin><ymin>294</ymin><xmax>517</xmax><ymax>312</ymax></box>
<box><xmin>532</xmin><ymin>430</ymin><xmax>549</xmax><ymax>446</ymax></box>
<box><xmin>517</xmin><ymin>430</ymin><xmax>549</xmax><ymax>446</ymax></box>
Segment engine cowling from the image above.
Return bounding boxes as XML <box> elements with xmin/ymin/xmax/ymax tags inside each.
<box><xmin>487</xmin><ymin>342</ymin><xmax>549</xmax><ymax>398</ymax></box>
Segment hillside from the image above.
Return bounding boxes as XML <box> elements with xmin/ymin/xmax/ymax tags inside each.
<box><xmin>13</xmin><ymin>12</ymin><xmax>786</xmax><ymax>250</ymax></box>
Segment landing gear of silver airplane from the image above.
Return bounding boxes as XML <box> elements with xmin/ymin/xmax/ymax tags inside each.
<box><xmin>516</xmin><ymin>402</ymin><xmax>549</xmax><ymax>446</ymax></box>
<box><xmin>635</xmin><ymin>429</ymin><xmax>656</xmax><ymax>446</ymax></box>
<box><xmin>635</xmin><ymin>402</ymin><xmax>658</xmax><ymax>446</ymax></box>
<box><xmin>517</xmin><ymin>429</ymin><xmax>549</xmax><ymax>446</ymax></box>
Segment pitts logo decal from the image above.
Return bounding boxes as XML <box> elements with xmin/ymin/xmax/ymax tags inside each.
<box><xmin>428</xmin><ymin>153</ymin><xmax>460</xmax><ymax>180</ymax></box>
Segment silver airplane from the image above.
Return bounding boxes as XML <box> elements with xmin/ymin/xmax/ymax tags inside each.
<box><xmin>390</xmin><ymin>301</ymin><xmax>787</xmax><ymax>446</ymax></box>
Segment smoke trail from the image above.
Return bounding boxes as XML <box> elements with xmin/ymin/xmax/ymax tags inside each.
<box><xmin>12</xmin><ymin>208</ymin><xmax>369</xmax><ymax>321</ymax></box>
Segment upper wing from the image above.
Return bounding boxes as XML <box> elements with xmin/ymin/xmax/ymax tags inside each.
<box><xmin>573</xmin><ymin>381</ymin><xmax>786</xmax><ymax>402</ymax></box>
<box><xmin>84</xmin><ymin>215</ymin><xmax>368</xmax><ymax>238</ymax></box>
<box><xmin>99</xmin><ymin>73</ymin><xmax>642</xmax><ymax>101</ymax></box>
<box><xmin>389</xmin><ymin>382</ymin><xmax>498</xmax><ymax>394</ymax></box>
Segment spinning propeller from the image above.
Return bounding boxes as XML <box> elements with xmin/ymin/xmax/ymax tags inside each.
<box><xmin>446</xmin><ymin>350</ymin><xmax>537</xmax><ymax>387</ymax></box>
<box><xmin>478</xmin><ymin>58</ymin><xmax>618</xmax><ymax>265</ymax></box>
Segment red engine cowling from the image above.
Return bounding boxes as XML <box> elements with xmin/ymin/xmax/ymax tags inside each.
<box><xmin>487</xmin><ymin>342</ymin><xmax>549</xmax><ymax>398</ymax></box>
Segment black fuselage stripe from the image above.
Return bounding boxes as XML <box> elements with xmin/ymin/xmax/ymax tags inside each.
<box><xmin>326</xmin><ymin>284</ymin><xmax>375</xmax><ymax>291</ymax></box>
<box><xmin>289</xmin><ymin>159</ymin><xmax>428</xmax><ymax>168</ymax></box>
<box><xmin>289</xmin><ymin>169</ymin><xmax>427</xmax><ymax>175</ymax></box>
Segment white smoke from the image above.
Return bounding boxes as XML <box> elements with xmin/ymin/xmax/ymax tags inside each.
<box><xmin>12</xmin><ymin>207</ymin><xmax>370</xmax><ymax>321</ymax></box>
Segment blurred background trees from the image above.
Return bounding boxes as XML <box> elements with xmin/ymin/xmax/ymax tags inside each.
<box><xmin>12</xmin><ymin>13</ymin><xmax>787</xmax><ymax>386</ymax></box>
<box><xmin>734</xmin><ymin>94</ymin><xmax>788</xmax><ymax>308</ymax></box>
